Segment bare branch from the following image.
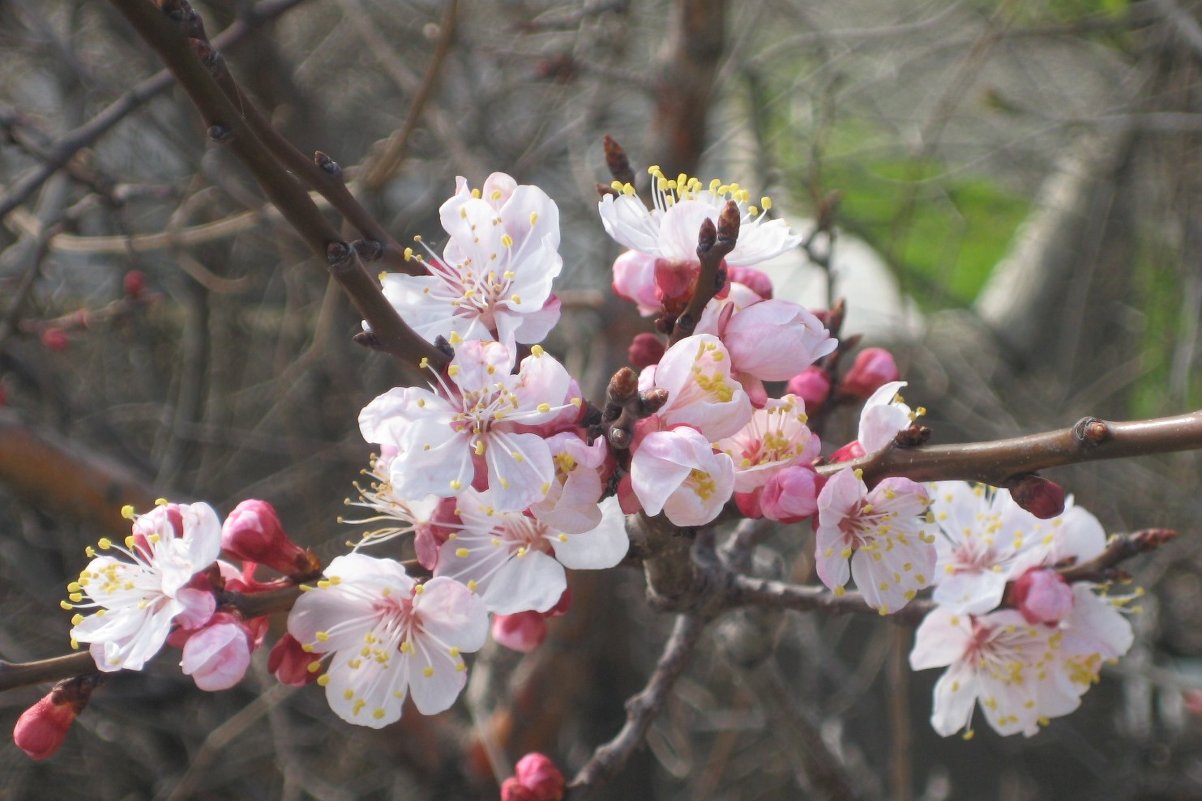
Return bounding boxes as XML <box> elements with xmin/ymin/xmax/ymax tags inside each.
<box><xmin>566</xmin><ymin>613</ymin><xmax>706</xmax><ymax>798</ymax></box>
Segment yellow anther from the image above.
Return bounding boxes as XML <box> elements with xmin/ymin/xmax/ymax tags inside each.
<box><xmin>456</xmin><ymin>547</ymin><xmax>470</xmax><ymax>558</ymax></box>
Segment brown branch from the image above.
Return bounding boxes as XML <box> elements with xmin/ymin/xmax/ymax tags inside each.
<box><xmin>727</xmin><ymin>573</ymin><xmax>934</xmax><ymax>625</ymax></box>
<box><xmin>667</xmin><ymin>202</ymin><xmax>739</xmax><ymax>344</ymax></box>
<box><xmin>1058</xmin><ymin>528</ymin><xmax>1179</xmax><ymax>583</ymax></box>
<box><xmin>105</xmin><ymin>0</ymin><xmax>444</xmax><ymax>373</ymax></box>
<box><xmin>836</xmin><ymin>412</ymin><xmax>1202</xmax><ymax>487</ymax></box>
<box><xmin>0</xmin><ymin>0</ymin><xmax>308</xmax><ymax>224</ymax></box>
<box><xmin>566</xmin><ymin>613</ymin><xmax>706</xmax><ymax>798</ymax></box>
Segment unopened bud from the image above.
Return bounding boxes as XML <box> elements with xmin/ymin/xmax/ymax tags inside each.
<box><xmin>716</xmin><ymin>200</ymin><xmax>741</xmax><ymax>244</ymax></box>
<box><xmin>1010</xmin><ymin>568</ymin><xmax>1074</xmax><ymax>625</ymax></box>
<box><xmin>759</xmin><ymin>465</ymin><xmax>821</xmax><ymax>523</ymax></box>
<box><xmin>267</xmin><ymin>633</ymin><xmax>322</xmax><ymax>686</ymax></box>
<box><xmin>726</xmin><ymin>265</ymin><xmax>773</xmax><ymax>299</ymax></box>
<box><xmin>602</xmin><ymin>134</ymin><xmax>635</xmax><ymax>186</ymax></box>
<box><xmin>509</xmin><ymin>752</ymin><xmax>566</xmax><ymax>801</ymax></box>
<box><xmin>40</xmin><ymin>328</ymin><xmax>69</xmax><ymax>351</ymax></box>
<box><xmin>1007</xmin><ymin>474</ymin><xmax>1065</xmax><ymax>519</ymax></box>
<box><xmin>13</xmin><ymin>675</ymin><xmax>100</xmax><ymax>761</ymax></box>
<box><xmin>606</xmin><ymin>367</ymin><xmax>639</xmax><ymax>404</ymax></box>
<box><xmin>221</xmin><ymin>499</ymin><xmax>320</xmax><ymax>579</ymax></box>
<box><xmin>122</xmin><ymin>270</ymin><xmax>146</xmax><ymax>298</ymax></box>
<box><xmin>786</xmin><ymin>367</ymin><xmax>831</xmax><ymax>409</ymax></box>
<box><xmin>839</xmin><ymin>347</ymin><xmax>899</xmax><ymax>399</ymax></box>
<box><xmin>628</xmin><ymin>333</ymin><xmax>665</xmax><ymax>371</ymax></box>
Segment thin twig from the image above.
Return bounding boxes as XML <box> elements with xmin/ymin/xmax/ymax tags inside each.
<box><xmin>567</xmin><ymin>614</ymin><xmax>706</xmax><ymax>798</ymax></box>
<box><xmin>0</xmin><ymin>0</ymin><xmax>308</xmax><ymax>223</ymax></box>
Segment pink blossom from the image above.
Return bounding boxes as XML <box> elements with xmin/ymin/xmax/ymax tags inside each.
<box><xmin>759</xmin><ymin>465</ymin><xmax>822</xmax><ymax>523</ymax></box>
<box><xmin>839</xmin><ymin>348</ymin><xmax>900</xmax><ymax>399</ymax></box>
<box><xmin>611</xmin><ymin>250</ymin><xmax>660</xmax><ymax>315</ymax></box>
<box><xmin>599</xmin><ymin>169</ymin><xmax>802</xmax><ymax>269</ymax></box>
<box><xmin>710</xmin><ymin>299</ymin><xmax>837</xmax><ymax>382</ymax></box>
<box><xmin>1011</xmin><ymin>568</ymin><xmax>1074</xmax><ymax>625</ymax></box>
<box><xmin>814</xmin><ymin>468</ymin><xmax>935</xmax><ymax>613</ymax></box>
<box><xmin>630</xmin><ymin>426</ymin><xmax>734</xmax><ymax>527</ymax></box>
<box><xmin>910</xmin><ymin>587</ymin><xmax>1134</xmax><ymax>738</ymax></box>
<box><xmin>68</xmin><ymin>502</ymin><xmax>222</xmax><ymax>672</ymax></box>
<box><xmin>359</xmin><ymin>341</ymin><xmax>579</xmax><ymax>511</ymax></box>
<box><xmin>857</xmin><ymin>381</ymin><xmax>915</xmax><ymax>454</ymax></box>
<box><xmin>646</xmin><ymin>334</ymin><xmax>751</xmax><ymax>440</ymax></box>
<box><xmin>379</xmin><ymin>173</ymin><xmax>562</xmax><ymax>352</ymax></box>
<box><xmin>437</xmin><ymin>493</ymin><xmax>627</xmax><ymax>614</ymax></box>
<box><xmin>530</xmin><ymin>432</ymin><xmax>610</xmax><ymax>535</ymax></box>
<box><xmin>221</xmin><ymin>499</ymin><xmax>314</xmax><ymax>578</ymax></box>
<box><xmin>726</xmin><ymin>265</ymin><xmax>773</xmax><ymax>299</ymax></box>
<box><xmin>786</xmin><ymin>367</ymin><xmax>831</xmax><ymax>409</ymax></box>
<box><xmin>715</xmin><ymin>394</ymin><xmax>819</xmax><ymax>493</ymax></box>
<box><xmin>927</xmin><ymin>482</ymin><xmax>1106</xmax><ymax>615</ymax></box>
<box><xmin>180</xmin><ymin>612</ymin><xmax>254</xmax><ymax>691</ymax></box>
<box><xmin>288</xmin><ymin>554</ymin><xmax>489</xmax><ymax>727</ymax></box>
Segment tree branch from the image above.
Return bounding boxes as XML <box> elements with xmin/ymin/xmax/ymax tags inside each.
<box><xmin>105</xmin><ymin>0</ymin><xmax>445</xmax><ymax>372</ymax></box>
<box><xmin>566</xmin><ymin>613</ymin><xmax>707</xmax><ymax>798</ymax></box>
<box><xmin>838</xmin><ymin>412</ymin><xmax>1202</xmax><ymax>487</ymax></box>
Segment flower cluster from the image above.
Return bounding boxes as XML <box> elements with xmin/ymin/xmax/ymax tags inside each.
<box><xmin>910</xmin><ymin>483</ymin><xmax>1136</xmax><ymax>737</ymax></box>
<box><xmin>37</xmin><ymin>165</ymin><xmax>1145</xmax><ymax>766</ymax></box>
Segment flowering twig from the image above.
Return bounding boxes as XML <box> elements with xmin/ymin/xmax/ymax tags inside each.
<box><xmin>566</xmin><ymin>613</ymin><xmax>707</xmax><ymax>799</ymax></box>
<box><xmin>1058</xmin><ymin>528</ymin><xmax>1179</xmax><ymax>583</ymax></box>
<box><xmin>105</xmin><ymin>0</ymin><xmax>445</xmax><ymax>373</ymax></box>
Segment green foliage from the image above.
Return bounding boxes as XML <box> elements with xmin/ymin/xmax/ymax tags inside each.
<box><xmin>789</xmin><ymin>117</ymin><xmax>1030</xmax><ymax>310</ymax></box>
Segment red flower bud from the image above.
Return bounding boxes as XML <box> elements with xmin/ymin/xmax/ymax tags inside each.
<box><xmin>14</xmin><ymin>696</ymin><xmax>75</xmax><ymax>761</ymax></box>
<box><xmin>1007</xmin><ymin>475</ymin><xmax>1065</xmax><ymax>520</ymax></box>
<box><xmin>492</xmin><ymin>612</ymin><xmax>549</xmax><ymax>653</ymax></box>
<box><xmin>221</xmin><ymin>499</ymin><xmax>318</xmax><ymax>578</ymax></box>
<box><xmin>838</xmin><ymin>347</ymin><xmax>900</xmax><ymax>399</ymax></box>
<box><xmin>13</xmin><ymin>676</ymin><xmax>100</xmax><ymax>761</ymax></box>
<box><xmin>267</xmin><ymin>633</ymin><xmax>322</xmax><ymax>686</ymax></box>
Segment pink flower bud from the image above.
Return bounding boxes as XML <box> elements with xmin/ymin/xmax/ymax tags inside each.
<box><xmin>786</xmin><ymin>367</ymin><xmax>830</xmax><ymax>409</ymax></box>
<box><xmin>14</xmin><ymin>696</ymin><xmax>76</xmax><ymax>761</ymax></box>
<box><xmin>509</xmin><ymin>752</ymin><xmax>566</xmax><ymax>801</ymax></box>
<box><xmin>1011</xmin><ymin>568</ymin><xmax>1074</xmax><ymax>625</ymax></box>
<box><xmin>40</xmin><ymin>328</ymin><xmax>69</xmax><ymax>351</ymax></box>
<box><xmin>267</xmin><ymin>633</ymin><xmax>322</xmax><ymax>686</ymax></box>
<box><xmin>501</xmin><ymin>779</ymin><xmax>539</xmax><ymax>801</ymax></box>
<box><xmin>1007</xmin><ymin>475</ymin><xmax>1065</xmax><ymax>520</ymax></box>
<box><xmin>839</xmin><ymin>348</ymin><xmax>899</xmax><ymax>399</ymax></box>
<box><xmin>726</xmin><ymin>265</ymin><xmax>774</xmax><ymax>299</ymax></box>
<box><xmin>13</xmin><ymin>676</ymin><xmax>99</xmax><ymax>761</ymax></box>
<box><xmin>492</xmin><ymin>611</ymin><xmax>549</xmax><ymax>653</ymax></box>
<box><xmin>1184</xmin><ymin>690</ymin><xmax>1202</xmax><ymax>716</ymax></box>
<box><xmin>180</xmin><ymin>612</ymin><xmax>253</xmax><ymax>691</ymax></box>
<box><xmin>827</xmin><ymin>440</ymin><xmax>865</xmax><ymax>464</ymax></box>
<box><xmin>734</xmin><ymin>488</ymin><xmax>764</xmax><ymax>519</ymax></box>
<box><xmin>122</xmin><ymin>270</ymin><xmax>146</xmax><ymax>298</ymax></box>
<box><xmin>759</xmin><ymin>465</ymin><xmax>821</xmax><ymax>523</ymax></box>
<box><xmin>628</xmin><ymin>333</ymin><xmax>666</xmax><ymax>371</ymax></box>
<box><xmin>221</xmin><ymin>499</ymin><xmax>318</xmax><ymax>578</ymax></box>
